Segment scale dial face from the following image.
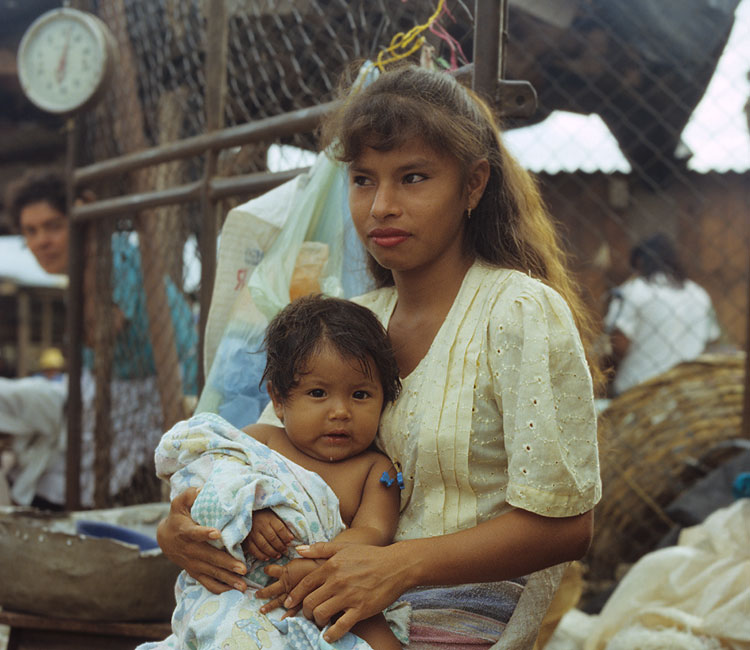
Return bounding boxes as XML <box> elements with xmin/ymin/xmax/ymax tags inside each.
<box><xmin>17</xmin><ymin>8</ymin><xmax>115</xmax><ymax>115</ymax></box>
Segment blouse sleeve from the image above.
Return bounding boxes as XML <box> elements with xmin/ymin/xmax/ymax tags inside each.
<box><xmin>489</xmin><ymin>283</ymin><xmax>601</xmax><ymax>517</ymax></box>
<box><xmin>256</xmin><ymin>400</ymin><xmax>282</xmax><ymax>426</ymax></box>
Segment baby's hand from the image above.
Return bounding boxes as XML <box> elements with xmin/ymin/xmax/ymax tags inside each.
<box><xmin>244</xmin><ymin>509</ymin><xmax>296</xmax><ymax>561</ymax></box>
<box><xmin>257</xmin><ymin>559</ymin><xmax>320</xmax><ymax>618</ymax></box>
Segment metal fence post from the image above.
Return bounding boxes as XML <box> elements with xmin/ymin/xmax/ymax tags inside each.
<box><xmin>198</xmin><ymin>0</ymin><xmax>228</xmax><ymax>392</ymax></box>
<box><xmin>742</xmin><ymin>85</ymin><xmax>750</xmax><ymax>440</ymax></box>
<box><xmin>472</xmin><ymin>0</ymin><xmax>505</xmax><ymax>98</ymax></box>
<box><xmin>65</xmin><ymin>116</ymin><xmax>84</xmax><ymax>511</ymax></box>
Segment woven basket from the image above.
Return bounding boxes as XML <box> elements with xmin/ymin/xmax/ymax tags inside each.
<box><xmin>586</xmin><ymin>352</ymin><xmax>746</xmax><ymax>582</ymax></box>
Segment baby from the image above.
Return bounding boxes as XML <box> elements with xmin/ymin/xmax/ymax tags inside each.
<box><xmin>142</xmin><ymin>294</ymin><xmax>403</xmax><ymax>650</ymax></box>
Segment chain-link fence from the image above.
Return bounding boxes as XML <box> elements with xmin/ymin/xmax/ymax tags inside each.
<box><xmin>64</xmin><ymin>0</ymin><xmax>482</xmax><ymax>508</ymax></box>
<box><xmin>495</xmin><ymin>0</ymin><xmax>750</xmax><ymax>598</ymax></box>
<box><xmin>11</xmin><ymin>0</ymin><xmax>747</xmax><ymax>597</ymax></box>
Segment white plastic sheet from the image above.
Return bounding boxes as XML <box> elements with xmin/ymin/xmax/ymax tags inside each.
<box><xmin>584</xmin><ymin>499</ymin><xmax>750</xmax><ymax>650</ymax></box>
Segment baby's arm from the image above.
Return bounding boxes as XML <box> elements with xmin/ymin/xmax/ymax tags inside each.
<box><xmin>331</xmin><ymin>453</ymin><xmax>400</xmax><ymax>547</ymax></box>
<box><xmin>257</xmin><ymin>453</ymin><xmax>400</xmax><ymax>614</ymax></box>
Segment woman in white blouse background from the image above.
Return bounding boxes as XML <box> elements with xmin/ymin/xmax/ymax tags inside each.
<box><xmin>605</xmin><ymin>233</ymin><xmax>720</xmax><ymax>396</ymax></box>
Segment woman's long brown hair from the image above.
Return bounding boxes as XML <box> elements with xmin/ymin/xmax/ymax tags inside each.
<box><xmin>320</xmin><ymin>64</ymin><xmax>604</xmax><ymax>391</ymax></box>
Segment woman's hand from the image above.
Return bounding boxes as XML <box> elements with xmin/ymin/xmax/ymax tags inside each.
<box><xmin>157</xmin><ymin>487</ymin><xmax>248</xmax><ymax>594</ymax></box>
<box><xmin>281</xmin><ymin>542</ymin><xmax>413</xmax><ymax>643</ymax></box>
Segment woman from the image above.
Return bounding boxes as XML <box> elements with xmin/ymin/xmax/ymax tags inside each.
<box><xmin>604</xmin><ymin>232</ymin><xmax>720</xmax><ymax>395</ymax></box>
<box><xmin>158</xmin><ymin>64</ymin><xmax>602</xmax><ymax>648</ymax></box>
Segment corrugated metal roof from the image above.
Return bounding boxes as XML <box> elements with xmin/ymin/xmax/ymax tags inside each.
<box><xmin>505</xmin><ymin>0</ymin><xmax>750</xmax><ymax>175</ymax></box>
<box><xmin>504</xmin><ymin>112</ymin><xmax>632</xmax><ymax>175</ymax></box>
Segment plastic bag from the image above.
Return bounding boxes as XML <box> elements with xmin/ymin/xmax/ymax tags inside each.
<box><xmin>197</xmin><ymin>63</ymin><xmax>378</xmax><ymax>427</ymax></box>
<box><xmin>584</xmin><ymin>499</ymin><xmax>750</xmax><ymax>650</ymax></box>
<box><xmin>196</xmin><ymin>152</ymin><xmax>370</xmax><ymax>427</ymax></box>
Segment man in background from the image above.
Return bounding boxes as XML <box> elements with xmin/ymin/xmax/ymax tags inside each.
<box><xmin>1</xmin><ymin>168</ymin><xmax>198</xmax><ymax>507</ymax></box>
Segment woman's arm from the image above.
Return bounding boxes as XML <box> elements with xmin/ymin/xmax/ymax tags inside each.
<box><xmin>387</xmin><ymin>506</ymin><xmax>592</xmax><ymax>586</ymax></box>
<box><xmin>156</xmin><ymin>420</ymin><xmax>287</xmax><ymax>592</ymax></box>
<box><xmin>282</xmin><ymin>506</ymin><xmax>593</xmax><ymax>643</ymax></box>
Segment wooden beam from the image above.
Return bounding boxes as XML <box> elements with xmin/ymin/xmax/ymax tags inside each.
<box><xmin>742</xmin><ymin>84</ymin><xmax>750</xmax><ymax>440</ymax></box>
<box><xmin>40</xmin><ymin>294</ymin><xmax>52</xmax><ymax>349</ymax></box>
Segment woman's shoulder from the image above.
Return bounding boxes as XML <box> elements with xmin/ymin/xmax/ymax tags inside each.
<box><xmin>471</xmin><ymin>266</ymin><xmax>579</xmax><ymax>341</ymax></box>
<box><xmin>350</xmin><ymin>286</ymin><xmax>397</xmax><ymax>316</ymax></box>
<box><xmin>483</xmin><ymin>266</ymin><xmax>570</xmax><ymax>312</ymax></box>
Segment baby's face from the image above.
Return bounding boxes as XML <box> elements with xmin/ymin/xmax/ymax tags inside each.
<box><xmin>272</xmin><ymin>343</ymin><xmax>384</xmax><ymax>463</ymax></box>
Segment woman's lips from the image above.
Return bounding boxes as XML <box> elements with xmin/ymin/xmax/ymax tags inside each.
<box><xmin>369</xmin><ymin>228</ymin><xmax>410</xmax><ymax>248</ymax></box>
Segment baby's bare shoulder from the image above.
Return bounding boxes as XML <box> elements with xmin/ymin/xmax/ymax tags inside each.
<box><xmin>242</xmin><ymin>422</ymin><xmax>283</xmax><ymax>445</ymax></box>
<box><xmin>330</xmin><ymin>449</ymin><xmax>391</xmax><ymax>485</ymax></box>
<box><xmin>358</xmin><ymin>448</ymin><xmax>393</xmax><ymax>476</ymax></box>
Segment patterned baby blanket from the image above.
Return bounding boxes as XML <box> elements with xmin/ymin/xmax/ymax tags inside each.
<box><xmin>137</xmin><ymin>412</ymin><xmax>375</xmax><ymax>650</ymax></box>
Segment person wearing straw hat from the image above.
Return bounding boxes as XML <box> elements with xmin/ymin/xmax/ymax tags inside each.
<box><xmin>36</xmin><ymin>347</ymin><xmax>65</xmax><ymax>382</ymax></box>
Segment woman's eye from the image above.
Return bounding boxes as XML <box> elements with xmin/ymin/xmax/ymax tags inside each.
<box><xmin>353</xmin><ymin>390</ymin><xmax>370</xmax><ymax>399</ymax></box>
<box><xmin>403</xmin><ymin>173</ymin><xmax>426</xmax><ymax>184</ymax></box>
<box><xmin>351</xmin><ymin>175</ymin><xmax>372</xmax><ymax>187</ymax></box>
<box><xmin>308</xmin><ymin>388</ymin><xmax>326</xmax><ymax>398</ymax></box>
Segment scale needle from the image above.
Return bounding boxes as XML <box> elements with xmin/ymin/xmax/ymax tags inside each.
<box><xmin>55</xmin><ymin>27</ymin><xmax>71</xmax><ymax>84</ymax></box>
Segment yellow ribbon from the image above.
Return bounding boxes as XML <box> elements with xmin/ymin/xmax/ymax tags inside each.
<box><xmin>375</xmin><ymin>0</ymin><xmax>446</xmax><ymax>71</ymax></box>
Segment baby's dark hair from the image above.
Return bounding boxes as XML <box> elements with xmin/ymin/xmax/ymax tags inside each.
<box><xmin>261</xmin><ymin>294</ymin><xmax>401</xmax><ymax>405</ymax></box>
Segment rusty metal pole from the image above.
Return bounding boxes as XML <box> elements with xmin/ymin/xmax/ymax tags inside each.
<box><xmin>63</xmin><ymin>0</ymin><xmax>94</xmax><ymax>514</ymax></box>
<box><xmin>65</xmin><ymin>116</ymin><xmax>84</xmax><ymax>510</ymax></box>
<box><xmin>92</xmin><ymin>219</ymin><xmax>114</xmax><ymax>507</ymax></box>
<box><xmin>198</xmin><ymin>0</ymin><xmax>228</xmax><ymax>392</ymax></box>
<box><xmin>742</xmin><ymin>88</ymin><xmax>750</xmax><ymax>440</ymax></box>
<box><xmin>472</xmin><ymin>0</ymin><xmax>504</xmax><ymax>99</ymax></box>
<box><xmin>498</xmin><ymin>0</ymin><xmax>509</xmax><ymax>79</ymax></box>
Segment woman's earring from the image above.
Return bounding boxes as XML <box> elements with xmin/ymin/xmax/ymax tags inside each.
<box><xmin>467</xmin><ymin>207</ymin><xmax>472</xmax><ymax>220</ymax></box>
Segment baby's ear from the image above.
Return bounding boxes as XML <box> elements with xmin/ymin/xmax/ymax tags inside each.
<box><xmin>267</xmin><ymin>383</ymin><xmax>284</xmax><ymax>422</ymax></box>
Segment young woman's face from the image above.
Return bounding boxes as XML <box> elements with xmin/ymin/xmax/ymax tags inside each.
<box><xmin>271</xmin><ymin>342</ymin><xmax>384</xmax><ymax>463</ymax></box>
<box><xmin>19</xmin><ymin>200</ymin><xmax>69</xmax><ymax>275</ymax></box>
<box><xmin>347</xmin><ymin>138</ymin><xmax>486</xmax><ymax>279</ymax></box>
